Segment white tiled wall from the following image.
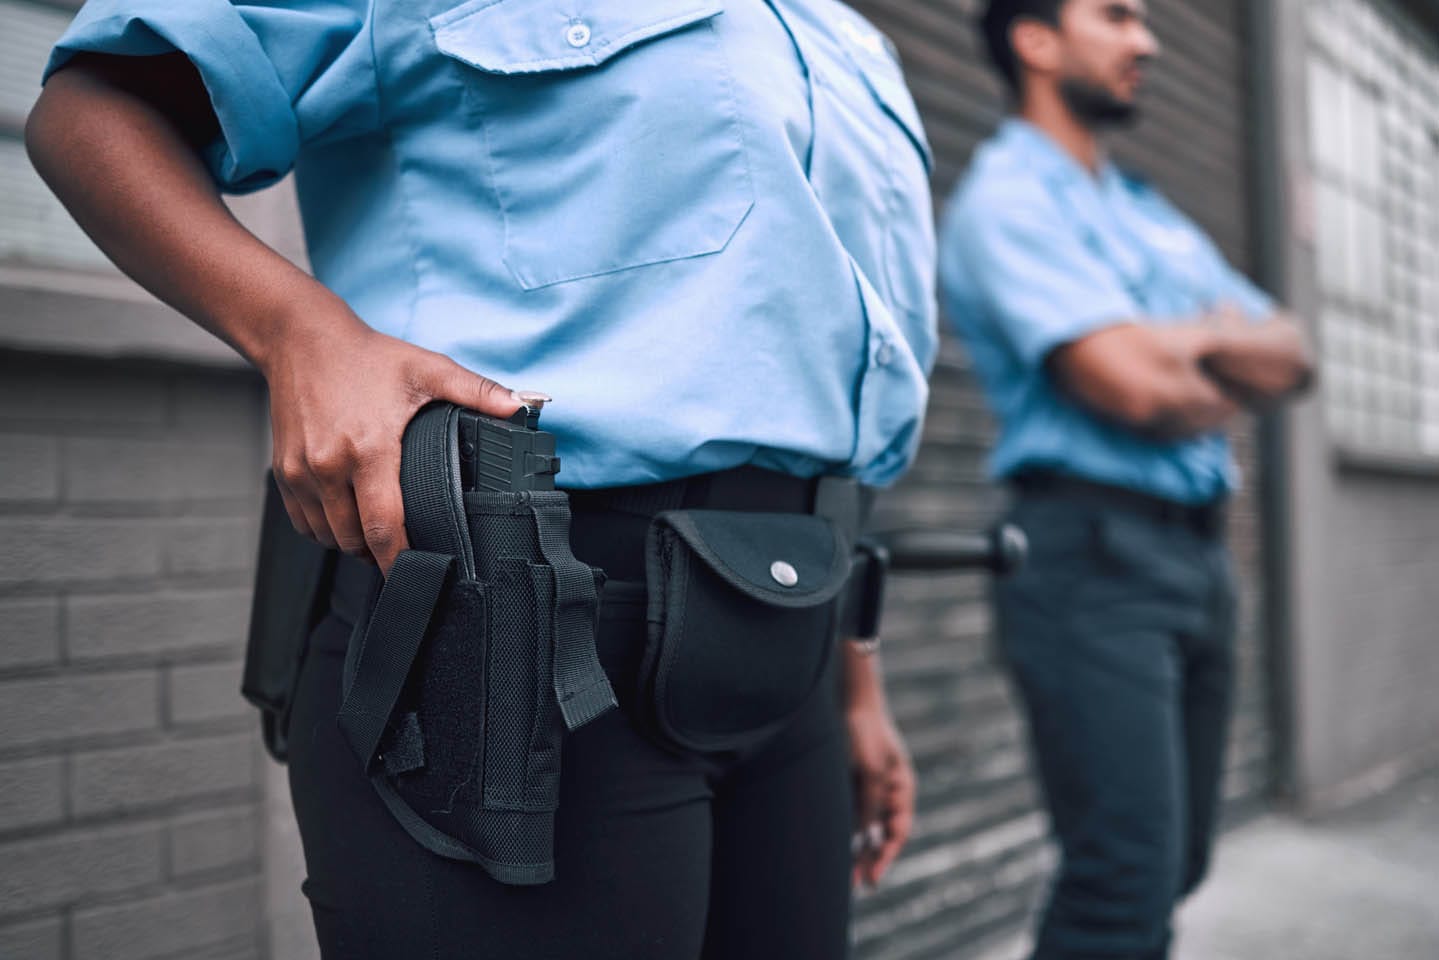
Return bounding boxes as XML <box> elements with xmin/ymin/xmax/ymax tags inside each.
<box><xmin>1307</xmin><ymin>0</ymin><xmax>1439</xmax><ymax>457</ymax></box>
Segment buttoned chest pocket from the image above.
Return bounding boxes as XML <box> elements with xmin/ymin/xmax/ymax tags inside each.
<box><xmin>430</xmin><ymin>0</ymin><xmax>755</xmax><ymax>290</ymax></box>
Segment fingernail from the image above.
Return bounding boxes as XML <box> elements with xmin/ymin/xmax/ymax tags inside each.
<box><xmin>851</xmin><ymin>832</ymin><xmax>865</xmax><ymax>856</ymax></box>
<box><xmin>866</xmin><ymin>823</ymin><xmax>884</xmax><ymax>848</ymax></box>
<box><xmin>510</xmin><ymin>390</ymin><xmax>551</xmax><ymax>410</ymax></box>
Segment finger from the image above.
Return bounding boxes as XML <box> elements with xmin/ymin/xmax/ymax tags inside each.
<box><xmin>871</xmin><ymin>768</ymin><xmax>917</xmax><ymax>884</ymax></box>
<box><xmin>271</xmin><ymin>470</ymin><xmax>314</xmax><ymax>540</ymax></box>
<box><xmin>314</xmin><ymin>474</ymin><xmax>368</xmax><ymax>559</ymax></box>
<box><xmin>276</xmin><ymin>459</ymin><xmax>335</xmax><ymax>547</ymax></box>
<box><xmin>353</xmin><ymin>454</ymin><xmax>410</xmax><ymax>575</ymax></box>
<box><xmin>303</xmin><ymin>440</ymin><xmax>369</xmax><ymax>558</ymax></box>
<box><xmin>858</xmin><ymin>821</ymin><xmax>885</xmax><ymax>887</ymax></box>
<box><xmin>416</xmin><ymin>355</ymin><xmax>523</xmax><ymax>419</ymax></box>
<box><xmin>863</xmin><ymin>821</ymin><xmax>888</xmax><ymax>886</ymax></box>
<box><xmin>855</xmin><ymin>764</ymin><xmax>886</xmax><ymax>827</ymax></box>
<box><xmin>296</xmin><ymin>488</ymin><xmax>337</xmax><ymax>549</ymax></box>
<box><xmin>871</xmin><ymin>802</ymin><xmax>913</xmax><ymax>883</ymax></box>
<box><xmin>852</xmin><ymin>769</ymin><xmax>885</xmax><ymax>875</ymax></box>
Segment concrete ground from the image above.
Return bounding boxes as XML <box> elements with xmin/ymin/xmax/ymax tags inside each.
<box><xmin>1175</xmin><ymin>771</ymin><xmax>1439</xmax><ymax>960</ymax></box>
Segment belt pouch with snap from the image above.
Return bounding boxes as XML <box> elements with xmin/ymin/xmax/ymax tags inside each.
<box><xmin>640</xmin><ymin>509</ymin><xmax>853</xmax><ymax>753</ymax></box>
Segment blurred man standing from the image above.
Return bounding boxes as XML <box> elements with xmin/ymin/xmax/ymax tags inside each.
<box><xmin>940</xmin><ymin>2</ymin><xmax>1311</xmax><ymax>958</ymax></box>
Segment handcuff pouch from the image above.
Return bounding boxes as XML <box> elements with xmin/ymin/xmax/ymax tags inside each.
<box><xmin>640</xmin><ymin>509</ymin><xmax>852</xmax><ymax>753</ymax></box>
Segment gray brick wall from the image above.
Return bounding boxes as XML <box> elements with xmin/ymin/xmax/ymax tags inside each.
<box><xmin>0</xmin><ymin>352</ymin><xmax>268</xmax><ymax>960</ymax></box>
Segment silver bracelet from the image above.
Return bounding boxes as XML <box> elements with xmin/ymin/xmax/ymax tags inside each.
<box><xmin>847</xmin><ymin>636</ymin><xmax>881</xmax><ymax>656</ymax></box>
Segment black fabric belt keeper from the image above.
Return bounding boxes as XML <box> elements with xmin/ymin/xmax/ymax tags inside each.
<box><xmin>841</xmin><ymin>538</ymin><xmax>890</xmax><ymax>641</ymax></box>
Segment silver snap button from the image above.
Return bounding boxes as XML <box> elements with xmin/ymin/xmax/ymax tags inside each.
<box><xmin>770</xmin><ymin>561</ymin><xmax>799</xmax><ymax>587</ymax></box>
<box><xmin>566</xmin><ymin>21</ymin><xmax>592</xmax><ymax>47</ymax></box>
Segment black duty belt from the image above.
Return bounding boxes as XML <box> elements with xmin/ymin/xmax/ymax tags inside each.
<box><xmin>335</xmin><ymin>465</ymin><xmax>875</xmax><ymax>619</ymax></box>
<box><xmin>566</xmin><ymin>466</ymin><xmax>859</xmax><ymax>522</ymax></box>
<box><xmin>1010</xmin><ymin>470</ymin><xmax>1227</xmax><ymax>539</ymax></box>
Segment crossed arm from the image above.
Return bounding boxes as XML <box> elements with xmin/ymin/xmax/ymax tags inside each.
<box><xmin>1049</xmin><ymin>307</ymin><xmax>1314</xmax><ymax>441</ymax></box>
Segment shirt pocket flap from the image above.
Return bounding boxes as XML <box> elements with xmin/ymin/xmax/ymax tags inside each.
<box><xmin>847</xmin><ymin>50</ymin><xmax>933</xmax><ymax>173</ymax></box>
<box><xmin>430</xmin><ymin>0</ymin><xmax>725</xmax><ymax>74</ymax></box>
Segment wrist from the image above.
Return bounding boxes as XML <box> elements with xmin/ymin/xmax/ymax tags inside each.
<box><xmin>1196</xmin><ymin>304</ymin><xmax>1255</xmax><ymax>359</ymax></box>
<box><xmin>845</xmin><ymin>694</ymin><xmax>894</xmax><ymax>730</ymax></box>
<box><xmin>843</xmin><ymin>643</ymin><xmax>889</xmax><ymax>713</ymax></box>
<box><xmin>1188</xmin><ymin>317</ymin><xmax>1234</xmax><ymax>362</ymax></box>
<box><xmin>248</xmin><ymin>287</ymin><xmax>367</xmax><ymax>378</ymax></box>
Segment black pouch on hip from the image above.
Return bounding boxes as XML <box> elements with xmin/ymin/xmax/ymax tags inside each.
<box><xmin>639</xmin><ymin>509</ymin><xmax>854</xmax><ymax>754</ymax></box>
<box><xmin>336</xmin><ymin>403</ymin><xmax>616</xmax><ymax>885</ymax></box>
<box><xmin>242</xmin><ymin>471</ymin><xmax>337</xmax><ymax>762</ymax></box>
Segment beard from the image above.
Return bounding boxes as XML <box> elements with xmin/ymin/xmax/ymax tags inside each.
<box><xmin>1059</xmin><ymin>77</ymin><xmax>1141</xmax><ymax>129</ymax></box>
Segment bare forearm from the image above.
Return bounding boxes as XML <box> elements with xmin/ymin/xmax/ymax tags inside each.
<box><xmin>29</xmin><ymin>59</ymin><xmax>524</xmax><ymax>571</ymax></box>
<box><xmin>1200</xmin><ymin>314</ymin><xmax>1314</xmax><ymax>406</ymax></box>
<box><xmin>1052</xmin><ymin>321</ymin><xmax>1240</xmax><ymax>441</ymax></box>
<box><xmin>1134</xmin><ymin>324</ymin><xmax>1243</xmax><ymax>437</ymax></box>
<box><xmin>25</xmin><ymin>60</ymin><xmax>350</xmax><ymax>373</ymax></box>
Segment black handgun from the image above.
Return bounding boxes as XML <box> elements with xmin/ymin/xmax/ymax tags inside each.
<box><xmin>456</xmin><ymin>393</ymin><xmax>561</xmax><ymax>493</ymax></box>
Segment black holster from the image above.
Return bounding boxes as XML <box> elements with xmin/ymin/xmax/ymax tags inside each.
<box><xmin>336</xmin><ymin>403</ymin><xmax>617</xmax><ymax>885</ymax></box>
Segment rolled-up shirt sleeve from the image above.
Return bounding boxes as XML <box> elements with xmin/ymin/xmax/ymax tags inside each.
<box><xmin>44</xmin><ymin>0</ymin><xmax>378</xmax><ymax>193</ymax></box>
<box><xmin>942</xmin><ymin>185</ymin><xmax>1141</xmax><ymax>372</ymax></box>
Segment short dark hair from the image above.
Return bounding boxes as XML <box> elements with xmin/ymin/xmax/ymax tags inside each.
<box><xmin>980</xmin><ymin>0</ymin><xmax>1066</xmax><ymax>94</ymax></box>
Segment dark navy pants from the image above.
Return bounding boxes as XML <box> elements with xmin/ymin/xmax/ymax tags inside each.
<box><xmin>995</xmin><ymin>492</ymin><xmax>1237</xmax><ymax>960</ymax></box>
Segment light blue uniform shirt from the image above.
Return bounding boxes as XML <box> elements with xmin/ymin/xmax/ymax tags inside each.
<box><xmin>939</xmin><ymin>119</ymin><xmax>1274</xmax><ymax>504</ymax></box>
<box><xmin>47</xmin><ymin>0</ymin><xmax>937</xmax><ymax>488</ymax></box>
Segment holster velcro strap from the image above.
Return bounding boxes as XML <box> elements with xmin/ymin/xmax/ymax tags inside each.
<box><xmin>337</xmin><ymin>548</ymin><xmax>453</xmax><ymax>772</ymax></box>
<box><xmin>530</xmin><ymin>492</ymin><xmax>617</xmax><ymax>730</ymax></box>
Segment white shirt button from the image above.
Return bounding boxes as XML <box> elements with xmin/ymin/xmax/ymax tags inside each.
<box><xmin>566</xmin><ymin>21</ymin><xmax>592</xmax><ymax>48</ymax></box>
<box><xmin>875</xmin><ymin>340</ymin><xmax>895</xmax><ymax>367</ymax></box>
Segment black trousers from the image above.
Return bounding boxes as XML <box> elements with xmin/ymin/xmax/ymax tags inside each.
<box><xmin>994</xmin><ymin>492</ymin><xmax>1236</xmax><ymax>960</ymax></box>
<box><xmin>286</xmin><ymin>501</ymin><xmax>854</xmax><ymax>960</ymax></box>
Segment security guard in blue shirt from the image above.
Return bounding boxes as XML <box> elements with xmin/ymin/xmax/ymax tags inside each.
<box><xmin>30</xmin><ymin>2</ymin><xmax>936</xmax><ymax>956</ymax></box>
<box><xmin>940</xmin><ymin>2</ymin><xmax>1311</xmax><ymax>958</ymax></box>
